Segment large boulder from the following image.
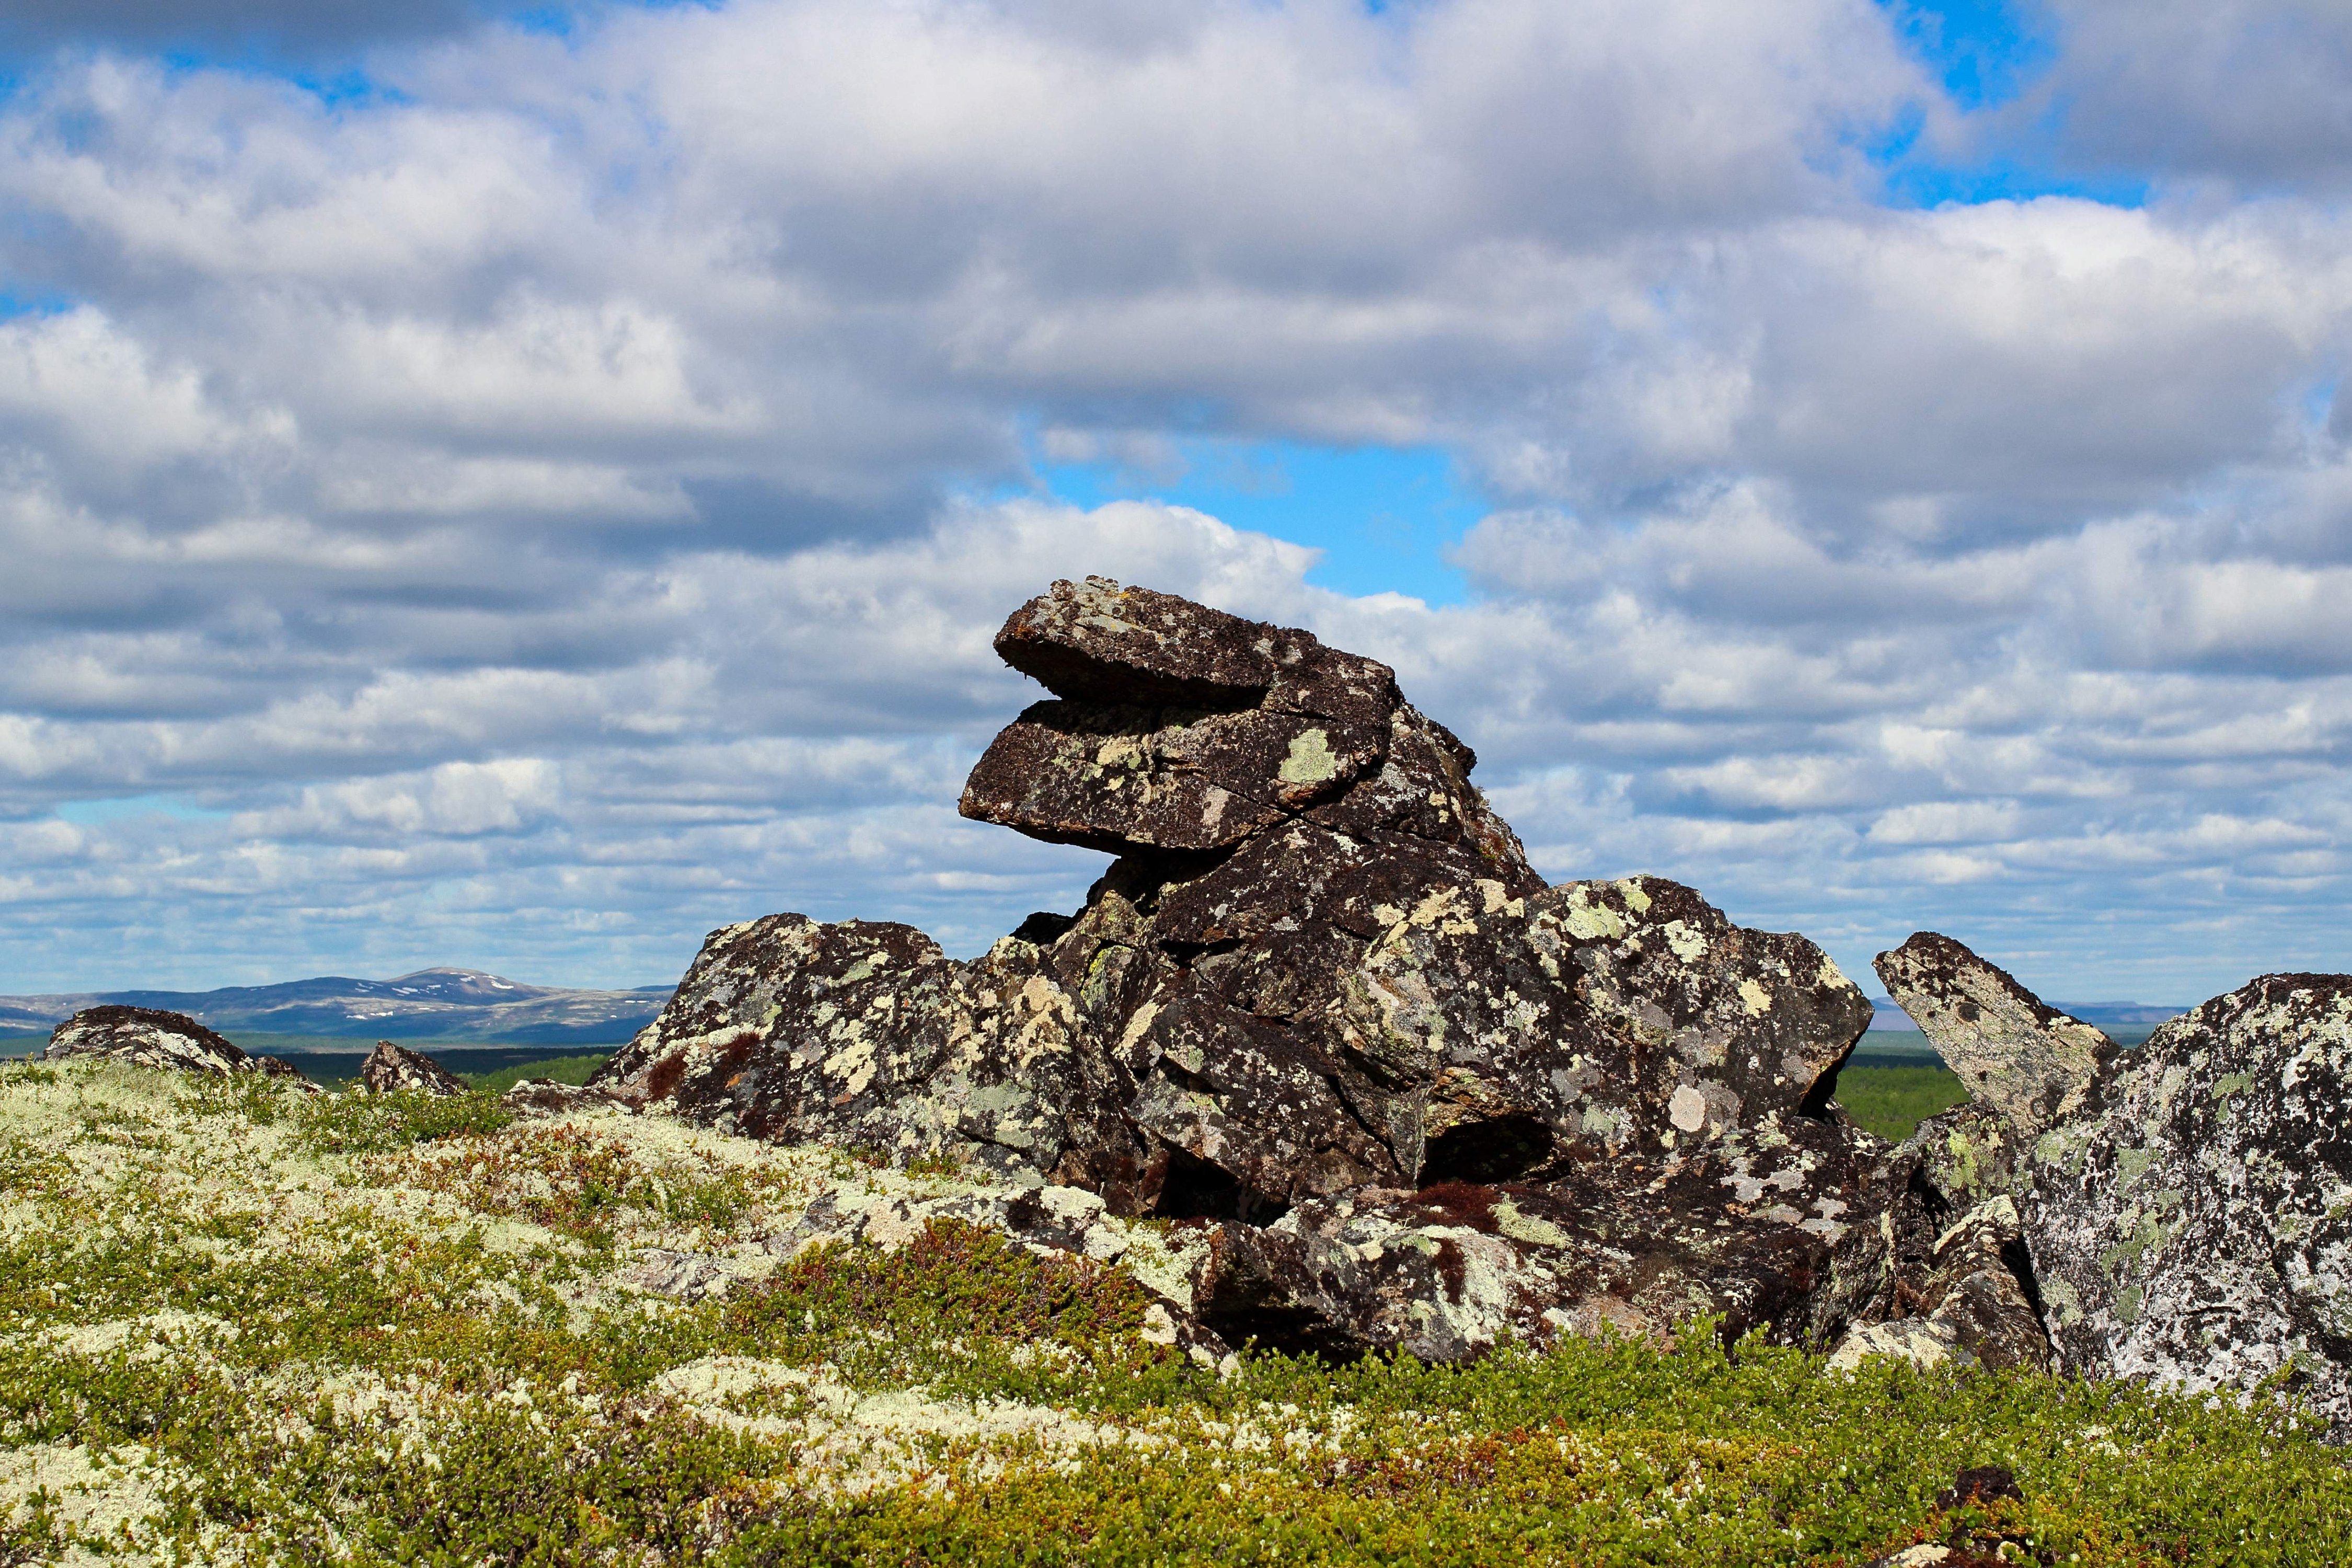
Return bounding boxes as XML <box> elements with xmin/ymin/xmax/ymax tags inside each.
<box><xmin>42</xmin><ymin>1005</ymin><xmax>314</xmax><ymax>1086</ymax></box>
<box><xmin>1880</xmin><ymin>932</ymin><xmax>2352</xmax><ymax>1437</ymax></box>
<box><xmin>2026</xmin><ymin>974</ymin><xmax>2352</xmax><ymax>1439</ymax></box>
<box><xmin>597</xmin><ymin>578</ymin><xmax>1888</xmax><ymax>1357</ymax></box>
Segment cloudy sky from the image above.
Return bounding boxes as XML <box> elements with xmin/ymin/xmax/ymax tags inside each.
<box><xmin>3</xmin><ymin>0</ymin><xmax>2350</xmax><ymax>1005</ymax></box>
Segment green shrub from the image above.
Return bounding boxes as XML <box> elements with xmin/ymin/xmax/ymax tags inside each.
<box><xmin>292</xmin><ymin>1087</ymin><xmax>515</xmax><ymax>1156</ymax></box>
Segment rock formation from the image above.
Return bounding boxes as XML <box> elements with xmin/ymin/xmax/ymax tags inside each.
<box><xmin>1848</xmin><ymin>936</ymin><xmax>2072</xmax><ymax>1374</ymax></box>
<box><xmin>42</xmin><ymin>1005</ymin><xmax>315</xmax><ymax>1086</ymax></box>
<box><xmin>358</xmin><ymin>1040</ymin><xmax>468</xmax><ymax>1096</ymax></box>
<box><xmin>31</xmin><ymin>574</ymin><xmax>2352</xmax><ymax>1439</ymax></box>
<box><xmin>1879</xmin><ymin>936</ymin><xmax>2352</xmax><ymax>1439</ymax></box>
<box><xmin>598</xmin><ymin>578</ymin><xmax>1894</xmax><ymax>1357</ymax></box>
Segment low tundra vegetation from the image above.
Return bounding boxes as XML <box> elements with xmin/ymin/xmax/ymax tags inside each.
<box><xmin>0</xmin><ymin>1058</ymin><xmax>2345</xmax><ymax>1566</ymax></box>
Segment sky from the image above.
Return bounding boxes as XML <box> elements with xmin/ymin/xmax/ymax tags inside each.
<box><xmin>4</xmin><ymin>1</ymin><xmax>2352</xmax><ymax>1006</ymax></box>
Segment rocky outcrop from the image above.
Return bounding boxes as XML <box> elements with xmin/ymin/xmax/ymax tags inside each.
<box><xmin>597</xmin><ymin>578</ymin><xmax>1893</xmax><ymax>1359</ymax></box>
<box><xmin>1880</xmin><ymin>932</ymin><xmax>2352</xmax><ymax>1438</ymax></box>
<box><xmin>357</xmin><ymin>1040</ymin><xmax>468</xmax><ymax>1096</ymax></box>
<box><xmin>1851</xmin><ymin>939</ymin><xmax>2114</xmax><ymax>1375</ymax></box>
<box><xmin>41</xmin><ymin>1005</ymin><xmax>315</xmax><ymax>1086</ymax></box>
<box><xmin>2025</xmin><ymin>974</ymin><xmax>2352</xmax><ymax>1440</ymax></box>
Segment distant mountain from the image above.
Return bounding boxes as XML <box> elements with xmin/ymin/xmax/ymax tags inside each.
<box><xmin>0</xmin><ymin>967</ymin><xmax>672</xmax><ymax>1045</ymax></box>
<box><xmin>1868</xmin><ymin>997</ymin><xmax>2185</xmax><ymax>1031</ymax></box>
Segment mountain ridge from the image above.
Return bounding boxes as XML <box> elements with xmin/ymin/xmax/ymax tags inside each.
<box><xmin>0</xmin><ymin>966</ymin><xmax>672</xmax><ymax>1044</ymax></box>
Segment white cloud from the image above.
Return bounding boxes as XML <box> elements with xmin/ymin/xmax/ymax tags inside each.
<box><xmin>1</xmin><ymin>1</ymin><xmax>2350</xmax><ymax>1008</ymax></box>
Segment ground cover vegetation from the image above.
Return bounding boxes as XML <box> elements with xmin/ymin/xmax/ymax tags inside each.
<box><xmin>2</xmin><ymin>1059</ymin><xmax>2345</xmax><ymax>1566</ymax></box>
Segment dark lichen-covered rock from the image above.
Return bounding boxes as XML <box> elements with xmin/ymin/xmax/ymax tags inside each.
<box><xmin>358</xmin><ymin>1040</ymin><xmax>467</xmax><ymax>1096</ymax></box>
<box><xmin>2024</xmin><ymin>973</ymin><xmax>2352</xmax><ymax>1438</ymax></box>
<box><xmin>1875</xmin><ymin>932</ymin><xmax>2116</xmax><ymax>1138</ymax></box>
<box><xmin>595</xmin><ymin>914</ymin><xmax>1124</xmax><ymax>1186</ymax></box>
<box><xmin>596</xmin><ymin>577</ymin><xmax>1888</xmax><ymax>1360</ymax></box>
<box><xmin>1191</xmin><ymin>1105</ymin><xmax>1883</xmax><ymax>1362</ymax></box>
<box><xmin>961</xmin><ymin>578</ymin><xmax>1508</xmax><ymax>862</ymax></box>
<box><xmin>41</xmin><ymin>1005</ymin><xmax>313</xmax><ymax>1088</ymax></box>
<box><xmin>1830</xmin><ymin>1101</ymin><xmax>2050</xmax><ymax>1373</ymax></box>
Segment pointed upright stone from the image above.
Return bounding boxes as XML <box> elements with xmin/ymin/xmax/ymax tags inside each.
<box><xmin>1874</xmin><ymin>932</ymin><xmax>2117</xmax><ymax>1138</ymax></box>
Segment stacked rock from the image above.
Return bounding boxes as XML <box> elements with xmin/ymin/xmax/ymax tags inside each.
<box><xmin>595</xmin><ymin>578</ymin><xmax>1897</xmax><ymax>1358</ymax></box>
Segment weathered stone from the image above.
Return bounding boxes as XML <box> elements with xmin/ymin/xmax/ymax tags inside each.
<box><xmin>962</xmin><ymin>579</ymin><xmax>1421</xmax><ymax>855</ymax></box>
<box><xmin>41</xmin><ymin>1005</ymin><xmax>313</xmax><ymax>1088</ymax></box>
<box><xmin>2024</xmin><ymin>972</ymin><xmax>2352</xmax><ymax>1439</ymax></box>
<box><xmin>989</xmin><ymin>576</ymin><xmax>1290</xmax><ymax>707</ymax></box>
<box><xmin>596</xmin><ymin>915</ymin><xmax>1126</xmax><ymax>1186</ymax></box>
<box><xmin>358</xmin><ymin>1040</ymin><xmax>467</xmax><ymax>1096</ymax></box>
<box><xmin>597</xmin><ymin>578</ymin><xmax>1890</xmax><ymax>1361</ymax></box>
<box><xmin>1875</xmin><ymin>932</ymin><xmax>2117</xmax><ymax>1138</ymax></box>
<box><xmin>620</xmin><ymin>1248</ymin><xmax>736</xmax><ymax>1302</ymax></box>
<box><xmin>1829</xmin><ymin>1102</ymin><xmax>2049</xmax><ymax>1373</ymax></box>
<box><xmin>1190</xmin><ymin>1106</ymin><xmax>1882</xmax><ymax>1361</ymax></box>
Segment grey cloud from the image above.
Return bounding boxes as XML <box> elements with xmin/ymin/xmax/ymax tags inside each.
<box><xmin>3</xmin><ymin>1</ymin><xmax>2352</xmax><ymax>1007</ymax></box>
<box><xmin>2021</xmin><ymin>1</ymin><xmax>2352</xmax><ymax>190</ymax></box>
<box><xmin>0</xmin><ymin>0</ymin><xmax>484</xmax><ymax>59</ymax></box>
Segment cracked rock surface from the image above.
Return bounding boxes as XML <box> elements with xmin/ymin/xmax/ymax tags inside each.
<box><xmin>2024</xmin><ymin>974</ymin><xmax>2352</xmax><ymax>1440</ymax></box>
<box><xmin>596</xmin><ymin>578</ymin><xmax>1896</xmax><ymax>1360</ymax></box>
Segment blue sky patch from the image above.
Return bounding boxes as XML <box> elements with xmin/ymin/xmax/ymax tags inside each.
<box><xmin>1868</xmin><ymin>2</ymin><xmax>2151</xmax><ymax>211</ymax></box>
<box><xmin>56</xmin><ymin>796</ymin><xmax>230</xmax><ymax>827</ymax></box>
<box><xmin>1882</xmin><ymin>0</ymin><xmax>2056</xmax><ymax>111</ymax></box>
<box><xmin>0</xmin><ymin>289</ymin><xmax>72</xmax><ymax>320</ymax></box>
<box><xmin>1028</xmin><ymin>436</ymin><xmax>1482</xmax><ymax>606</ymax></box>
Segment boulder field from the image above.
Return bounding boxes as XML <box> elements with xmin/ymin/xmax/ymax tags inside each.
<box><xmin>40</xmin><ymin>577</ymin><xmax>2352</xmax><ymax>1438</ymax></box>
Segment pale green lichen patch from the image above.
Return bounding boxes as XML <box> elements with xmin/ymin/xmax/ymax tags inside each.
<box><xmin>3</xmin><ymin>1057</ymin><xmax>2349</xmax><ymax>1566</ymax></box>
<box><xmin>1276</xmin><ymin>728</ymin><xmax>1338</xmax><ymax>786</ymax></box>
